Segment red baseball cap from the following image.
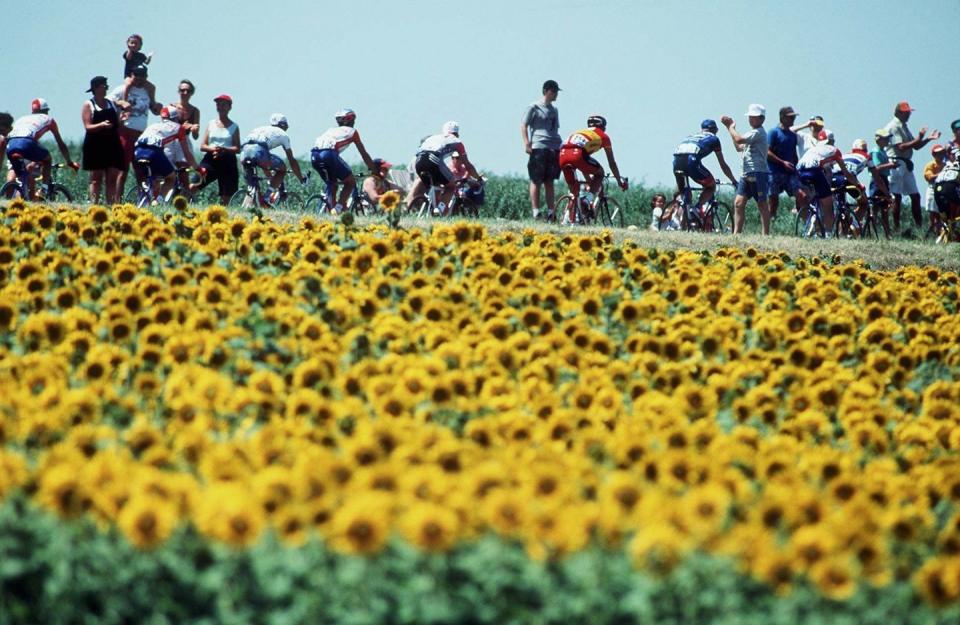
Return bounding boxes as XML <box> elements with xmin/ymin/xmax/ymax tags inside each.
<box><xmin>213</xmin><ymin>94</ymin><xmax>233</xmax><ymax>103</ymax></box>
<box><xmin>896</xmin><ymin>101</ymin><xmax>914</xmax><ymax>113</ymax></box>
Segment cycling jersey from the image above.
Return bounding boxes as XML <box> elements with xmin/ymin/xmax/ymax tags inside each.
<box><xmin>563</xmin><ymin>128</ymin><xmax>611</xmax><ymax>154</ymax></box>
<box><xmin>673</xmin><ymin>132</ymin><xmax>720</xmax><ymax>160</ymax></box>
<box><xmin>243</xmin><ymin>126</ymin><xmax>291</xmax><ymax>151</ymax></box>
<box><xmin>314</xmin><ymin>126</ymin><xmax>359</xmax><ymax>153</ymax></box>
<box><xmin>935</xmin><ymin>162</ymin><xmax>959</xmax><ymax>184</ymax></box>
<box><xmin>136</xmin><ymin>119</ymin><xmax>187</xmax><ymax>164</ymax></box>
<box><xmin>418</xmin><ymin>134</ymin><xmax>465</xmax><ymax>160</ymax></box>
<box><xmin>842</xmin><ymin>151</ymin><xmax>874</xmax><ymax>177</ymax></box>
<box><xmin>798</xmin><ymin>144</ymin><xmax>843</xmax><ymax>170</ymax></box>
<box><xmin>8</xmin><ymin>114</ymin><xmax>57</xmax><ymax>141</ymax></box>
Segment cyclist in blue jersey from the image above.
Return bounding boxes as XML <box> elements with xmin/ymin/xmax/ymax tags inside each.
<box><xmin>672</xmin><ymin>119</ymin><xmax>737</xmax><ymax>213</ymax></box>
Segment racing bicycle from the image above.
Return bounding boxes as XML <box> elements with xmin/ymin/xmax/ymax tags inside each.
<box><xmin>228</xmin><ymin>160</ymin><xmax>305</xmax><ymax>212</ymax></box>
<box><xmin>668</xmin><ymin>176</ymin><xmax>733</xmax><ymax>233</ymax></box>
<box><xmin>0</xmin><ymin>160</ymin><xmax>74</xmax><ymax>202</ymax></box>
<box><xmin>408</xmin><ymin>176</ymin><xmax>484</xmax><ymax>220</ymax></box>
<box><xmin>303</xmin><ymin>167</ymin><xmax>376</xmax><ymax>216</ymax></box>
<box><xmin>554</xmin><ymin>174</ymin><xmax>626</xmax><ymax>227</ymax></box>
<box><xmin>125</xmin><ymin>163</ymin><xmax>195</xmax><ymax>208</ymax></box>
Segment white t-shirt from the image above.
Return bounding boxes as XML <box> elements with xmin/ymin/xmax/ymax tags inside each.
<box><xmin>798</xmin><ymin>144</ymin><xmax>843</xmax><ymax>170</ymax></box>
<box><xmin>796</xmin><ymin>129</ymin><xmax>821</xmax><ymax>157</ymax></box>
<box><xmin>137</xmin><ymin>120</ymin><xmax>187</xmax><ymax>163</ymax></box>
<box><xmin>109</xmin><ymin>85</ymin><xmax>151</xmax><ymax>132</ymax></box>
<box><xmin>9</xmin><ymin>114</ymin><xmax>57</xmax><ymax>140</ymax></box>
<box><xmin>244</xmin><ymin>126</ymin><xmax>291</xmax><ymax>151</ymax></box>
<box><xmin>418</xmin><ymin>134</ymin><xmax>465</xmax><ymax>160</ymax></box>
<box><xmin>314</xmin><ymin>126</ymin><xmax>358</xmax><ymax>152</ymax></box>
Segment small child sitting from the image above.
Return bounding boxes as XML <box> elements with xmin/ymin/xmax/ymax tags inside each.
<box><xmin>122</xmin><ymin>33</ymin><xmax>156</xmax><ymax>103</ymax></box>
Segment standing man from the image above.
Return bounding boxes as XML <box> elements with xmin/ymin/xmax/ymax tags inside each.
<box><xmin>882</xmin><ymin>101</ymin><xmax>940</xmax><ymax>235</ymax></box>
<box><xmin>766</xmin><ymin>106</ymin><xmax>809</xmax><ymax>219</ymax></box>
<box><xmin>521</xmin><ymin>80</ymin><xmax>562</xmax><ymax>221</ymax></box>
<box><xmin>721</xmin><ymin>104</ymin><xmax>771</xmax><ymax>235</ymax></box>
<box><xmin>110</xmin><ymin>64</ymin><xmax>161</xmax><ymax>199</ymax></box>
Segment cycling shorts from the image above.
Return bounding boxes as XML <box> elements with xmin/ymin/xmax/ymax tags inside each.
<box><xmin>5</xmin><ymin>137</ymin><xmax>50</xmax><ymax>173</ymax></box>
<box><xmin>310</xmin><ymin>148</ymin><xmax>352</xmax><ymax>183</ymax></box>
<box><xmin>414</xmin><ymin>151</ymin><xmax>453</xmax><ymax>186</ymax></box>
<box><xmin>672</xmin><ymin>154</ymin><xmax>713</xmax><ymax>186</ymax></box>
<box><xmin>133</xmin><ymin>145</ymin><xmax>175</xmax><ymax>178</ymax></box>
<box><xmin>798</xmin><ymin>167</ymin><xmax>831</xmax><ymax>200</ymax></box>
<box><xmin>240</xmin><ymin>143</ymin><xmax>284</xmax><ymax>171</ymax></box>
<box><xmin>559</xmin><ymin>146</ymin><xmax>603</xmax><ymax>187</ymax></box>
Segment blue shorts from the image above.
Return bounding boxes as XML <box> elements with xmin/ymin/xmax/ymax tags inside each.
<box><xmin>240</xmin><ymin>144</ymin><xmax>284</xmax><ymax>171</ymax></box>
<box><xmin>5</xmin><ymin>137</ymin><xmax>50</xmax><ymax>173</ymax></box>
<box><xmin>736</xmin><ymin>172</ymin><xmax>769</xmax><ymax>202</ymax></box>
<box><xmin>310</xmin><ymin>148</ymin><xmax>352</xmax><ymax>183</ymax></box>
<box><xmin>769</xmin><ymin>171</ymin><xmax>801</xmax><ymax>197</ymax></box>
<box><xmin>133</xmin><ymin>145</ymin><xmax>174</xmax><ymax>177</ymax></box>
<box><xmin>798</xmin><ymin>167</ymin><xmax>831</xmax><ymax>200</ymax></box>
<box><xmin>672</xmin><ymin>154</ymin><xmax>713</xmax><ymax>185</ymax></box>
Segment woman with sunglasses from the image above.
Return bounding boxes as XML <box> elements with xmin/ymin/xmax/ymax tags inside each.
<box><xmin>169</xmin><ymin>79</ymin><xmax>201</xmax><ymax>194</ymax></box>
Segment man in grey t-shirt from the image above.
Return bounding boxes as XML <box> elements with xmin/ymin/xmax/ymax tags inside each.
<box><xmin>521</xmin><ymin>80</ymin><xmax>561</xmax><ymax>220</ymax></box>
<box><xmin>721</xmin><ymin>104</ymin><xmax>772</xmax><ymax>235</ymax></box>
<box><xmin>882</xmin><ymin>101</ymin><xmax>941</xmax><ymax>234</ymax></box>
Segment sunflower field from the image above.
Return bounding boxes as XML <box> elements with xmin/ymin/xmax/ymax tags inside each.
<box><xmin>1</xmin><ymin>198</ymin><xmax>960</xmax><ymax>624</ymax></box>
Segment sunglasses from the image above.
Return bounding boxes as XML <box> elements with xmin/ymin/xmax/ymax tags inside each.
<box><xmin>179</xmin><ymin>88</ymin><xmax>193</xmax><ymax>94</ymax></box>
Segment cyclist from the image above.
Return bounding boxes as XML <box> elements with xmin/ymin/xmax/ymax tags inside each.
<box><xmin>4</xmin><ymin>99</ymin><xmax>79</xmax><ymax>199</ymax></box>
<box><xmin>132</xmin><ymin>106</ymin><xmax>200</xmax><ymax>201</ymax></box>
<box><xmin>948</xmin><ymin>119</ymin><xmax>960</xmax><ymax>162</ymax></box>
<box><xmin>240</xmin><ymin>113</ymin><xmax>307</xmax><ymax>201</ymax></box>
<box><xmin>925</xmin><ymin>145</ymin><xmax>949</xmax><ymax>233</ymax></box>
<box><xmin>797</xmin><ymin>142</ymin><xmax>863</xmax><ymax>234</ymax></box>
<box><xmin>842</xmin><ymin>139</ymin><xmax>882</xmax><ymax>215</ymax></box>
<box><xmin>932</xmin><ymin>152</ymin><xmax>960</xmax><ymax>226</ymax></box>
<box><xmin>672</xmin><ymin>119</ymin><xmax>737</xmax><ymax>216</ymax></box>
<box><xmin>450</xmin><ymin>151</ymin><xmax>486</xmax><ymax>209</ymax></box>
<box><xmin>311</xmin><ymin>108</ymin><xmax>379</xmax><ymax>214</ymax></box>
<box><xmin>559</xmin><ymin>115</ymin><xmax>628</xmax><ymax>219</ymax></box>
<box><xmin>405</xmin><ymin>121</ymin><xmax>482</xmax><ymax>215</ymax></box>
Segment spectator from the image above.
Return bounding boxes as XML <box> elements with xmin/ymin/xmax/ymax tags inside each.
<box><xmin>81</xmin><ymin>76</ymin><xmax>124</xmax><ymax>204</ymax></box>
<box><xmin>924</xmin><ymin>144</ymin><xmax>948</xmax><ymax>232</ymax></box>
<box><xmin>121</xmin><ymin>34</ymin><xmax>156</xmax><ymax>105</ymax></box>
<box><xmin>882</xmin><ymin>101</ymin><xmax>940</xmax><ymax>235</ymax></box>
<box><xmin>0</xmin><ymin>111</ymin><xmax>13</xmax><ymax>176</ymax></box>
<box><xmin>797</xmin><ymin>115</ymin><xmax>824</xmax><ymax>155</ymax></box>
<box><xmin>721</xmin><ymin>104</ymin><xmax>771</xmax><ymax>235</ymax></box>
<box><xmin>362</xmin><ymin>158</ymin><xmax>402</xmax><ymax>205</ymax></box>
<box><xmin>170</xmin><ymin>79</ymin><xmax>201</xmax><ymax>192</ymax></box>
<box><xmin>649</xmin><ymin>192</ymin><xmax>672</xmax><ymax>230</ymax></box>
<box><xmin>192</xmin><ymin>94</ymin><xmax>240</xmax><ymax>205</ymax></box>
<box><xmin>766</xmin><ymin>106</ymin><xmax>809</xmax><ymax>219</ymax></box>
<box><xmin>870</xmin><ymin>128</ymin><xmax>898</xmax><ymax>236</ymax></box>
<box><xmin>110</xmin><ymin>64</ymin><xmax>161</xmax><ymax>199</ymax></box>
<box><xmin>521</xmin><ymin>79</ymin><xmax>562</xmax><ymax>221</ymax></box>
<box><xmin>948</xmin><ymin>119</ymin><xmax>960</xmax><ymax>162</ymax></box>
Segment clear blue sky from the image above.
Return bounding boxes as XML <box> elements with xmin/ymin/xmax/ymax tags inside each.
<box><xmin>8</xmin><ymin>0</ymin><xmax>959</xmax><ymax>187</ymax></box>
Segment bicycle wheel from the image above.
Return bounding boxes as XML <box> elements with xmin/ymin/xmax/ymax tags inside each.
<box><xmin>272</xmin><ymin>191</ymin><xmax>301</xmax><ymax>212</ymax></box>
<box><xmin>795</xmin><ymin>207</ymin><xmax>824</xmax><ymax>238</ymax></box>
<box><xmin>408</xmin><ymin>196</ymin><xmax>431</xmax><ymax>221</ymax></box>
<box><xmin>679</xmin><ymin>203</ymin><xmax>702</xmax><ymax>232</ymax></box>
<box><xmin>303</xmin><ymin>193</ymin><xmax>329</xmax><ymax>213</ymax></box>
<box><xmin>554</xmin><ymin>194</ymin><xmax>577</xmax><ymax>226</ymax></box>
<box><xmin>44</xmin><ymin>184</ymin><xmax>73</xmax><ymax>203</ymax></box>
<box><xmin>600</xmin><ymin>197</ymin><xmax>625</xmax><ymax>228</ymax></box>
<box><xmin>228</xmin><ymin>188</ymin><xmax>256</xmax><ymax>209</ymax></box>
<box><xmin>0</xmin><ymin>181</ymin><xmax>23</xmax><ymax>200</ymax></box>
<box><xmin>711</xmin><ymin>201</ymin><xmax>733</xmax><ymax>233</ymax></box>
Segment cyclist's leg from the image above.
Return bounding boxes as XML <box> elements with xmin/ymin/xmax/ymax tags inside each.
<box><xmin>693</xmin><ymin>163</ymin><xmax>716</xmax><ymax>210</ymax></box>
<box><xmin>268</xmin><ymin>154</ymin><xmax>286</xmax><ymax>190</ymax></box>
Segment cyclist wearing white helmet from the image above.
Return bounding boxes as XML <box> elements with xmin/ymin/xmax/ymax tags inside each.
<box><xmin>311</xmin><ymin>108</ymin><xmax>379</xmax><ymax>213</ymax></box>
<box><xmin>5</xmin><ymin>98</ymin><xmax>79</xmax><ymax>199</ymax></box>
<box><xmin>133</xmin><ymin>106</ymin><xmax>200</xmax><ymax>199</ymax></box>
<box><xmin>240</xmin><ymin>113</ymin><xmax>306</xmax><ymax>194</ymax></box>
<box><xmin>404</xmin><ymin>121</ymin><xmax>482</xmax><ymax>214</ymax></box>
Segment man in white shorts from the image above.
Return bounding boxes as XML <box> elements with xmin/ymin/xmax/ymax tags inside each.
<box><xmin>882</xmin><ymin>101</ymin><xmax>940</xmax><ymax>235</ymax></box>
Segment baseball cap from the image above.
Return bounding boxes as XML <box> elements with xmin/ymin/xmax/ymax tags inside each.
<box><xmin>542</xmin><ymin>79</ymin><xmax>561</xmax><ymax>92</ymax></box>
<box><xmin>31</xmin><ymin>98</ymin><xmax>50</xmax><ymax>113</ymax></box>
<box><xmin>442</xmin><ymin>121</ymin><xmax>460</xmax><ymax>135</ymax></box>
<box><xmin>779</xmin><ymin>106</ymin><xmax>797</xmax><ymax>118</ymax></box>
<box><xmin>874</xmin><ymin>128</ymin><xmax>891</xmax><ymax>138</ymax></box>
<box><xmin>745</xmin><ymin>103</ymin><xmax>766</xmax><ymax>117</ymax></box>
<box><xmin>270</xmin><ymin>113</ymin><xmax>288</xmax><ymax>127</ymax></box>
<box><xmin>852</xmin><ymin>139</ymin><xmax>868</xmax><ymax>151</ymax></box>
<box><xmin>86</xmin><ymin>76</ymin><xmax>108</xmax><ymax>93</ymax></box>
<box><xmin>809</xmin><ymin>115</ymin><xmax>824</xmax><ymax>126</ymax></box>
<box><xmin>818</xmin><ymin>129</ymin><xmax>835</xmax><ymax>143</ymax></box>
<box><xmin>213</xmin><ymin>94</ymin><xmax>233</xmax><ymax>103</ymax></box>
<box><xmin>131</xmin><ymin>64</ymin><xmax>148</xmax><ymax>77</ymax></box>
<box><xmin>896</xmin><ymin>101</ymin><xmax>914</xmax><ymax>113</ymax></box>
<box><xmin>700</xmin><ymin>119</ymin><xmax>718</xmax><ymax>132</ymax></box>
<box><xmin>372</xmin><ymin>158</ymin><xmax>392</xmax><ymax>170</ymax></box>
<box><xmin>932</xmin><ymin>144</ymin><xmax>946</xmax><ymax>154</ymax></box>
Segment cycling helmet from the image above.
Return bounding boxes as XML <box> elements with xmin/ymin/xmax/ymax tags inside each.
<box><xmin>160</xmin><ymin>106</ymin><xmax>180</xmax><ymax>122</ymax></box>
<box><xmin>852</xmin><ymin>138</ymin><xmax>868</xmax><ymax>152</ymax></box>
<box><xmin>335</xmin><ymin>108</ymin><xmax>356</xmax><ymax>126</ymax></box>
<box><xmin>443</xmin><ymin>121</ymin><xmax>460</xmax><ymax>135</ymax></box>
<box><xmin>31</xmin><ymin>98</ymin><xmax>50</xmax><ymax>114</ymax></box>
<box><xmin>586</xmin><ymin>115</ymin><xmax>607</xmax><ymax>130</ymax></box>
<box><xmin>700</xmin><ymin>119</ymin><xmax>718</xmax><ymax>132</ymax></box>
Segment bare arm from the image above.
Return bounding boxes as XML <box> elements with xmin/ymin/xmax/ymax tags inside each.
<box><xmin>50</xmin><ymin>124</ymin><xmax>77</xmax><ymax>168</ymax></box>
<box><xmin>521</xmin><ymin>122</ymin><xmax>532</xmax><ymax>154</ymax></box>
<box><xmin>178</xmin><ymin>136</ymin><xmax>199</xmax><ymax>169</ymax></box>
<box><xmin>354</xmin><ymin>137</ymin><xmax>378</xmax><ymax>174</ymax></box>
<box><xmin>460</xmin><ymin>153</ymin><xmax>482</xmax><ymax>180</ymax></box>
<box><xmin>227</xmin><ymin>126</ymin><xmax>241</xmax><ymax>154</ymax></box>
<box><xmin>715</xmin><ymin>150</ymin><xmax>738</xmax><ymax>185</ymax></box>
<box><xmin>81</xmin><ymin>101</ymin><xmax>101</xmax><ymax>132</ymax></box>
<box><xmin>603</xmin><ymin>146</ymin><xmax>627</xmax><ymax>188</ymax></box>
<box><xmin>284</xmin><ymin>148</ymin><xmax>305</xmax><ymax>181</ymax></box>
<box><xmin>199</xmin><ymin>125</ymin><xmax>213</xmax><ymax>153</ymax></box>
<box><xmin>190</xmin><ymin>107</ymin><xmax>200</xmax><ymax>140</ymax></box>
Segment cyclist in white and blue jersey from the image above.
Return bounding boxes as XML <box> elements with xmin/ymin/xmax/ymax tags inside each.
<box><xmin>672</xmin><ymin>119</ymin><xmax>737</xmax><ymax>212</ymax></box>
<box><xmin>240</xmin><ymin>113</ymin><xmax>306</xmax><ymax>193</ymax></box>
<box><xmin>311</xmin><ymin>108</ymin><xmax>379</xmax><ymax>214</ymax></box>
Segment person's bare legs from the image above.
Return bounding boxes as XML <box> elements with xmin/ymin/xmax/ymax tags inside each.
<box><xmin>758</xmin><ymin>199</ymin><xmax>771</xmax><ymax>235</ymax></box>
<box><xmin>733</xmin><ymin>195</ymin><xmax>747</xmax><ymax>233</ymax></box>
<box><xmin>89</xmin><ymin>171</ymin><xmax>103</xmax><ymax>203</ymax></box>
<box><xmin>405</xmin><ymin>178</ymin><xmax>425</xmax><ymax>207</ymax></box>
<box><xmin>104</xmin><ymin>168</ymin><xmax>120</xmax><ymax>204</ymax></box>
<box><xmin>338</xmin><ymin>176</ymin><xmax>356</xmax><ymax>208</ymax></box>
<box><xmin>892</xmin><ymin>194</ymin><xmax>902</xmax><ymax>232</ymax></box>
<box><xmin>529</xmin><ymin>181</ymin><xmax>542</xmax><ymax>216</ymax></box>
<box><xmin>909</xmin><ymin>193</ymin><xmax>922</xmax><ymax>230</ymax></box>
<box><xmin>820</xmin><ymin>196</ymin><xmax>835</xmax><ymax>234</ymax></box>
<box><xmin>544</xmin><ymin>180</ymin><xmax>555</xmax><ymax>217</ymax></box>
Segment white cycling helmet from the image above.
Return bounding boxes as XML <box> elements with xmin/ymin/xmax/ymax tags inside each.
<box><xmin>442</xmin><ymin>121</ymin><xmax>460</xmax><ymax>136</ymax></box>
<box><xmin>335</xmin><ymin>108</ymin><xmax>356</xmax><ymax>124</ymax></box>
<box><xmin>269</xmin><ymin>113</ymin><xmax>288</xmax><ymax>127</ymax></box>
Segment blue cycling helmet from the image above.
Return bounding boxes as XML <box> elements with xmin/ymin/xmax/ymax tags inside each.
<box><xmin>701</xmin><ymin>119</ymin><xmax>718</xmax><ymax>132</ymax></box>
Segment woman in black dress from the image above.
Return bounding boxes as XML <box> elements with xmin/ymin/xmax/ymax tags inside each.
<box><xmin>81</xmin><ymin>76</ymin><xmax>124</xmax><ymax>204</ymax></box>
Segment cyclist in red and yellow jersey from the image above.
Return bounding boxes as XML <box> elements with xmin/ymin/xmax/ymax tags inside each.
<box><xmin>559</xmin><ymin>115</ymin><xmax>628</xmax><ymax>203</ymax></box>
